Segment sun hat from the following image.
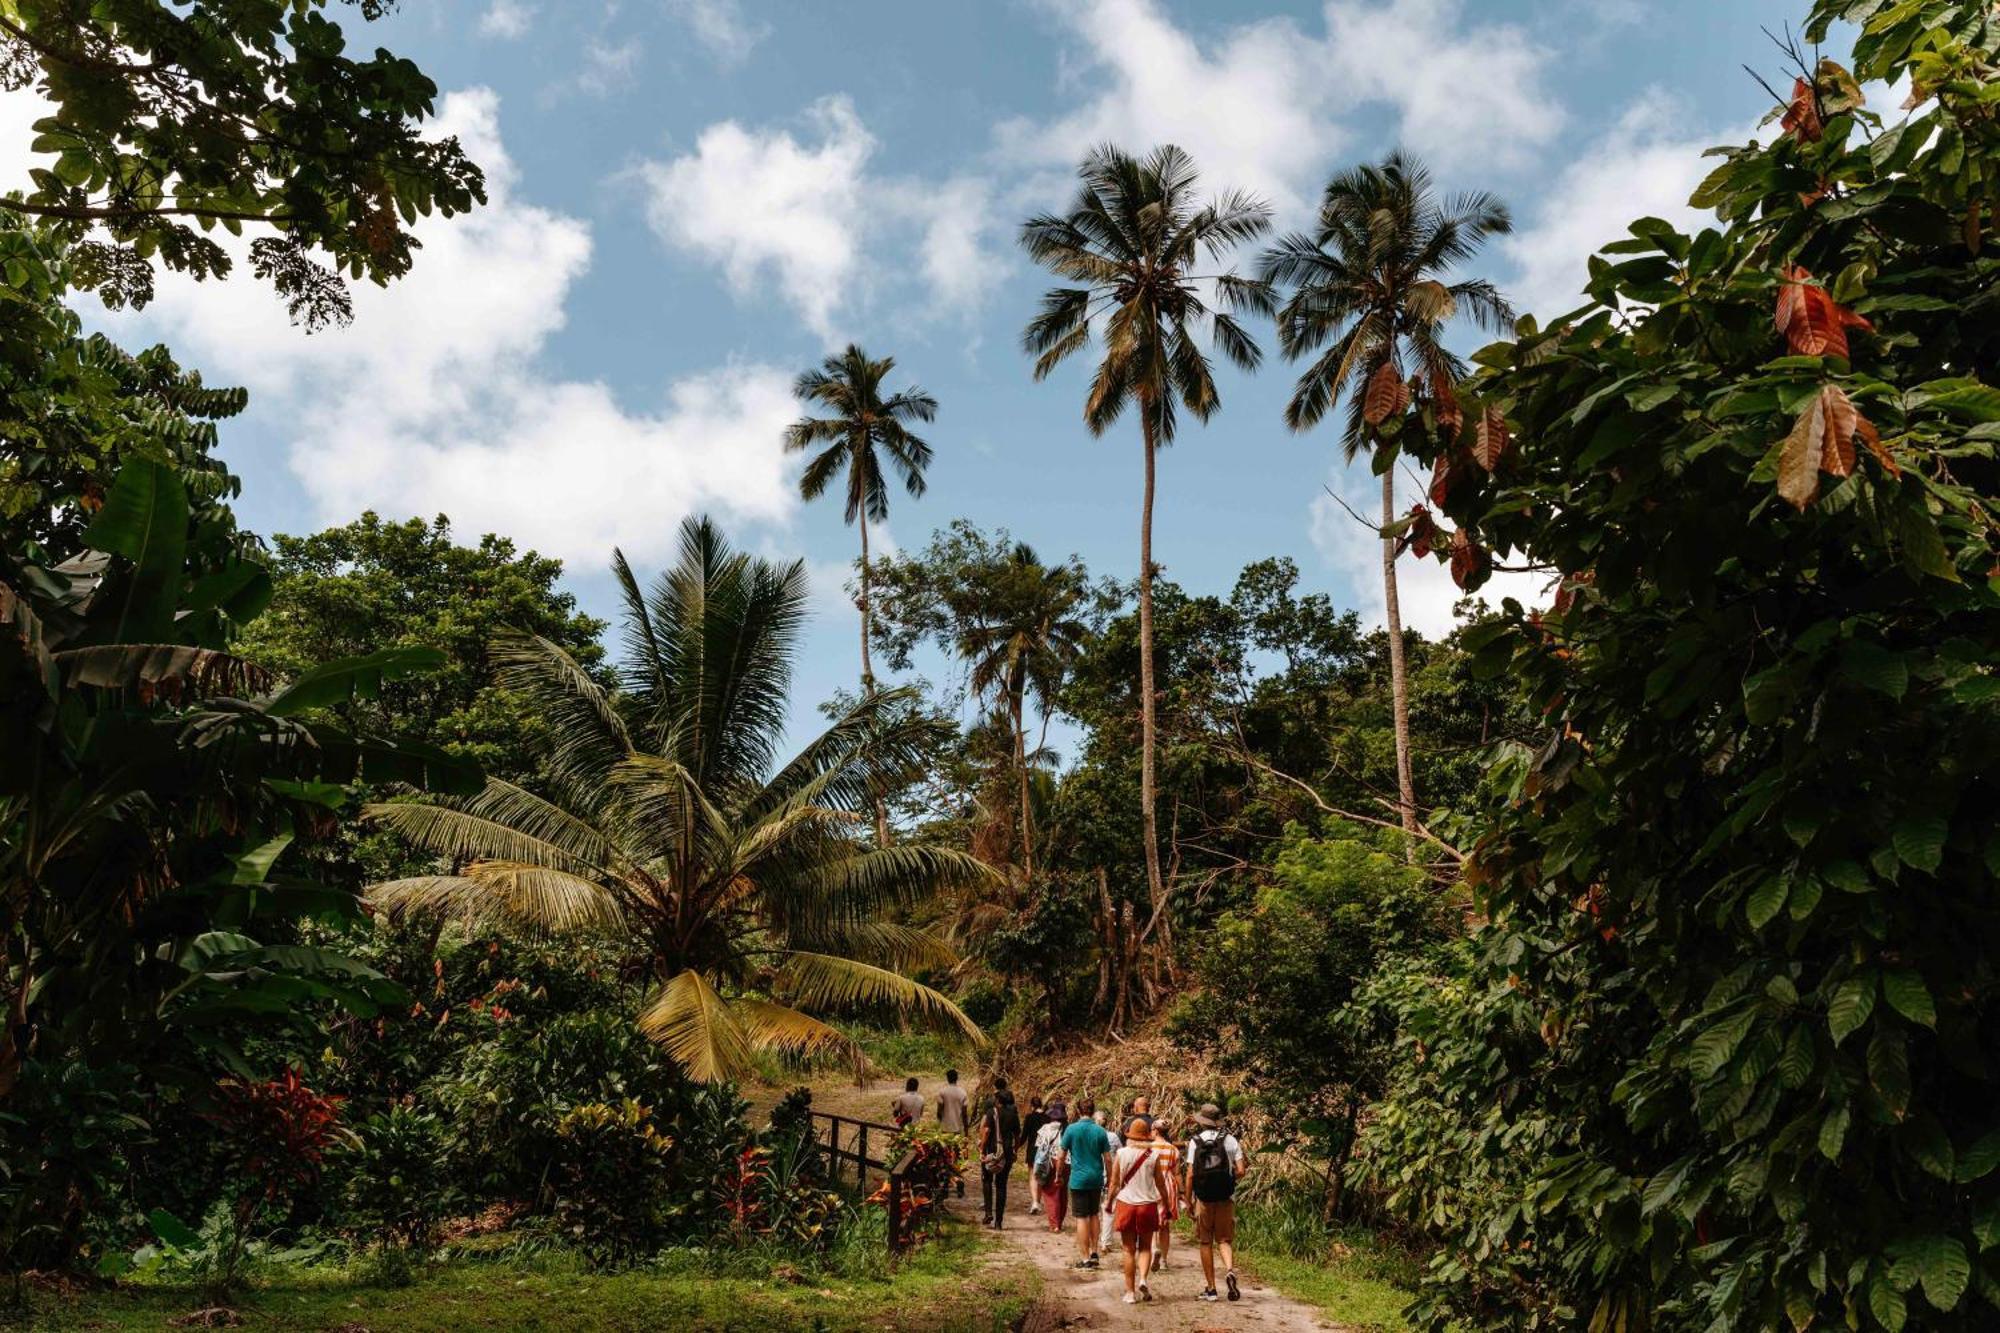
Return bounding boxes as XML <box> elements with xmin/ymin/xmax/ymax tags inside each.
<box><xmin>1194</xmin><ymin>1103</ymin><xmax>1222</xmax><ymax>1128</ymax></box>
<box><xmin>1126</xmin><ymin>1116</ymin><xmax>1152</xmax><ymax>1139</ymax></box>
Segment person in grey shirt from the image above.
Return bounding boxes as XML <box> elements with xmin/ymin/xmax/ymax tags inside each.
<box><xmin>936</xmin><ymin>1068</ymin><xmax>969</xmax><ymax>1132</ymax></box>
<box><xmin>891</xmin><ymin>1076</ymin><xmax>924</xmax><ymax>1126</ymax></box>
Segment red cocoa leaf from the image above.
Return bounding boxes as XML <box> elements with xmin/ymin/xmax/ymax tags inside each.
<box><xmin>1473</xmin><ymin>404</ymin><xmax>1511</xmax><ymax>472</ymax></box>
<box><xmin>1857</xmin><ymin>414</ymin><xmax>1899</xmax><ymax>477</ymax></box>
<box><xmin>1402</xmin><ymin>505</ymin><xmax>1438</xmax><ymax>559</ymax></box>
<box><xmin>1363</xmin><ymin>360</ymin><xmax>1409</xmax><ymax>426</ymax></box>
<box><xmin>1429</xmin><ymin>451</ymin><xmax>1457</xmax><ymax>506</ymax></box>
<box><xmin>1448</xmin><ymin>529</ymin><xmax>1488</xmax><ymax>589</ymax></box>
<box><xmin>1776</xmin><ymin>269</ymin><xmax>1870</xmax><ymax>360</ymax></box>
<box><xmin>1780</xmin><ymin>76</ymin><xmax>1822</xmax><ymax>142</ymax></box>
<box><xmin>1817</xmin><ymin>383</ymin><xmax>1858</xmax><ymax>478</ymax></box>
<box><xmin>1777</xmin><ymin>397</ymin><xmax>1826</xmax><ymax>510</ymax></box>
<box><xmin>1430</xmin><ymin>369</ymin><xmax>1463</xmax><ymax>432</ymax></box>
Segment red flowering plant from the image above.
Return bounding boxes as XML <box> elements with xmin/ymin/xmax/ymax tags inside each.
<box><xmin>867</xmin><ymin>1122</ymin><xmax>967</xmax><ymax>1248</ymax></box>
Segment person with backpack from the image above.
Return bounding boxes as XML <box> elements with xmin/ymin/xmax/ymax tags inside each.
<box><xmin>978</xmin><ymin>1078</ymin><xmax>1022</xmax><ymax>1228</ymax></box>
<box><xmin>1031</xmin><ymin>1100</ymin><xmax>1068</xmax><ymax>1231</ymax></box>
<box><xmin>1183</xmin><ymin>1103</ymin><xmax>1248</xmax><ymax>1303</ymax></box>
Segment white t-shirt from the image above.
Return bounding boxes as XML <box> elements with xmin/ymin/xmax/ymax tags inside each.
<box><xmin>1113</xmin><ymin>1144</ymin><xmax>1163</xmax><ymax>1204</ymax></box>
<box><xmin>1184</xmin><ymin>1131</ymin><xmax>1246</xmax><ymax>1198</ymax></box>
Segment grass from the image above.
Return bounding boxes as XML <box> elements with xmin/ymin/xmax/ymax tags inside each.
<box><xmin>1232</xmin><ymin>1190</ymin><xmax>1427</xmax><ymax>1332</ymax></box>
<box><xmin>13</xmin><ymin>1221</ymin><xmax>1038</xmax><ymax>1332</ymax></box>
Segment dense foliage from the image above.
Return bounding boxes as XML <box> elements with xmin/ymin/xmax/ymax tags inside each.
<box><xmin>1350</xmin><ymin>2</ymin><xmax>2000</xmax><ymax>1327</ymax></box>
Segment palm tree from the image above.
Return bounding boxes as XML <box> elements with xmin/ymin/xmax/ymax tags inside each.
<box><xmin>786</xmin><ymin>346</ymin><xmax>937</xmax><ymax>847</ymax></box>
<box><xmin>365</xmin><ymin>517</ymin><xmax>987</xmax><ymax>1083</ymax></box>
<box><xmin>957</xmin><ymin>543</ymin><xmax>1090</xmax><ymax>876</ymax></box>
<box><xmin>1019</xmin><ymin>143</ymin><xmax>1271</xmax><ymax>907</ymax></box>
<box><xmin>1258</xmin><ymin>151</ymin><xmax>1512</xmax><ymax>835</ymax></box>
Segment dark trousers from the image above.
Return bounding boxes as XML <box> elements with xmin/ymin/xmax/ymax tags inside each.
<box><xmin>981</xmin><ymin>1157</ymin><xmax>1012</xmax><ymax>1222</ymax></box>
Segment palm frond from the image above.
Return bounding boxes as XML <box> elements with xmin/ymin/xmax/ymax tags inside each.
<box><xmin>638</xmin><ymin>969</ymin><xmax>756</xmax><ymax>1083</ymax></box>
<box><xmin>776</xmin><ymin>950</ymin><xmax>984</xmax><ymax>1044</ymax></box>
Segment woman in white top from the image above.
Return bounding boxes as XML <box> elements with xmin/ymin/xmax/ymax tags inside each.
<box><xmin>1104</xmin><ymin>1118</ymin><xmax>1168</xmax><ymax>1304</ymax></box>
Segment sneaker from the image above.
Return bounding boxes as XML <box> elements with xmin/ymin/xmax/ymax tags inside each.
<box><xmin>1088</xmin><ymin>1253</ymin><xmax>1100</xmax><ymax>1268</ymax></box>
<box><xmin>1071</xmin><ymin>1259</ymin><xmax>1095</xmax><ymax>1271</ymax></box>
<box><xmin>1200</xmin><ymin>1288</ymin><xmax>1220</xmax><ymax>1302</ymax></box>
<box><xmin>1226</xmin><ymin>1270</ymin><xmax>1241</xmax><ymax>1301</ymax></box>
<box><xmin>1121</xmin><ymin>1293</ymin><xmax>1138</xmax><ymax>1305</ymax></box>
<box><xmin>1138</xmin><ymin>1282</ymin><xmax>1153</xmax><ymax>1302</ymax></box>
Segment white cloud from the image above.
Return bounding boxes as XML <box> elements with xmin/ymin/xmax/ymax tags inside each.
<box><xmin>639</xmin><ymin>95</ymin><xmax>873</xmax><ymax>341</ymax></box>
<box><xmin>102</xmin><ymin>88</ymin><xmax>797</xmax><ymax>569</ymax></box>
<box><xmin>1501</xmin><ymin>91</ymin><xmax>1761</xmax><ymax>319</ymax></box>
<box><xmin>478</xmin><ymin>0</ymin><xmax>533</xmax><ymax>39</ymax></box>
<box><xmin>637</xmin><ymin>98</ymin><xmax>1004</xmax><ymax>336</ymax></box>
<box><xmin>667</xmin><ymin>0</ymin><xmax>767</xmax><ymax>67</ymax></box>
<box><xmin>1310</xmin><ymin>469</ymin><xmax>1550</xmax><ymax>637</ymax></box>
<box><xmin>997</xmin><ymin>0</ymin><xmax>1561</xmax><ymax>220</ymax></box>
<box><xmin>579</xmin><ymin>36</ymin><xmax>644</xmax><ymax>95</ymax></box>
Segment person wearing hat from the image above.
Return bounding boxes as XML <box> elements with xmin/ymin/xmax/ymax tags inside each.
<box><xmin>1147</xmin><ymin>1114</ymin><xmax>1182</xmax><ymax>1272</ymax></box>
<box><xmin>1183</xmin><ymin>1103</ymin><xmax>1248</xmax><ymax>1302</ymax></box>
<box><xmin>1105</xmin><ymin>1116</ymin><xmax>1168</xmax><ymax>1304</ymax></box>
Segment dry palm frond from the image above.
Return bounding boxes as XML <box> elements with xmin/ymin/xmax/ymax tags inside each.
<box><xmin>639</xmin><ymin>969</ymin><xmax>755</xmax><ymax>1084</ymax></box>
<box><xmin>364</xmin><ymin>862</ymin><xmax>623</xmax><ymax>933</ymax></box>
<box><xmin>733</xmin><ymin>996</ymin><xmax>864</xmax><ymax>1069</ymax></box>
<box><xmin>362</xmin><ymin>801</ymin><xmax>586</xmax><ymax>871</ymax></box>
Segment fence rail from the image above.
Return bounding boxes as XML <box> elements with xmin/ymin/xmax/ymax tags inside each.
<box><xmin>806</xmin><ymin>1110</ymin><xmax>898</xmax><ymax>1187</ymax></box>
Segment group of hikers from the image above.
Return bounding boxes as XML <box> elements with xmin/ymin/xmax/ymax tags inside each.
<box><xmin>893</xmin><ymin>1072</ymin><xmax>1249</xmax><ymax>1307</ymax></box>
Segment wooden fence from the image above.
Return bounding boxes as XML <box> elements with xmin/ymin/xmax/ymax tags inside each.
<box><xmin>805</xmin><ymin>1111</ymin><xmax>925</xmax><ymax>1254</ymax></box>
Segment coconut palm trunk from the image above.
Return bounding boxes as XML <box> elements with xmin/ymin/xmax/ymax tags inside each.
<box><xmin>1381</xmin><ymin>468</ymin><xmax>1417</xmax><ymax>835</ymax></box>
<box><xmin>1011</xmin><ymin>684</ymin><xmax>1033</xmax><ymax>876</ymax></box>
<box><xmin>1136</xmin><ymin>410</ymin><xmax>1164</xmax><ymax>905</ymax></box>
<box><xmin>858</xmin><ymin>513</ymin><xmax>890</xmax><ymax>847</ymax></box>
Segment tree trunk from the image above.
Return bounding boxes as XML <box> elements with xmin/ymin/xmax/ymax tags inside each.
<box><xmin>1381</xmin><ymin>468</ymin><xmax>1418</xmax><ymax>837</ymax></box>
<box><xmin>859</xmin><ymin>516</ymin><xmax>890</xmax><ymax>847</ymax></box>
<box><xmin>1137</xmin><ymin>416</ymin><xmax>1165</xmax><ymax>904</ymax></box>
<box><xmin>1013</xmin><ymin>687</ymin><xmax>1033</xmax><ymax>876</ymax></box>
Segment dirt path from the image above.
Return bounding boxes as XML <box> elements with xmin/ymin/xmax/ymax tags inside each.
<box><xmin>989</xmin><ymin>1192</ymin><xmax>1345</xmax><ymax>1332</ymax></box>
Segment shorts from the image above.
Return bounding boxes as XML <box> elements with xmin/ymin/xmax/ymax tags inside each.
<box><xmin>1068</xmin><ymin>1186</ymin><xmax>1102</xmax><ymax>1217</ymax></box>
<box><xmin>1194</xmin><ymin>1198</ymin><xmax>1235</xmax><ymax>1244</ymax></box>
<box><xmin>1113</xmin><ymin>1201</ymin><xmax>1160</xmax><ymax>1245</ymax></box>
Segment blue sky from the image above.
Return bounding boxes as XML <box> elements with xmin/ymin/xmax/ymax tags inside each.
<box><xmin>41</xmin><ymin>0</ymin><xmax>1805</xmax><ymax>749</ymax></box>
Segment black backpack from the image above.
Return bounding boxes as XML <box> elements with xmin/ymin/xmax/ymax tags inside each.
<box><xmin>1190</xmin><ymin>1130</ymin><xmax>1235</xmax><ymax>1201</ymax></box>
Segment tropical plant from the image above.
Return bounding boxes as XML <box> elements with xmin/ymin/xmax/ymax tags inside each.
<box><xmin>0</xmin><ymin>0</ymin><xmax>485</xmax><ymax>326</ymax></box>
<box><xmin>365</xmin><ymin>517</ymin><xmax>988</xmax><ymax>1083</ymax></box>
<box><xmin>786</xmin><ymin>346</ymin><xmax>938</xmax><ymax>846</ymax></box>
<box><xmin>335</xmin><ymin>1105</ymin><xmax>458</xmax><ymax>1258</ymax></box>
<box><xmin>957</xmin><ymin>543</ymin><xmax>1091</xmax><ymax>875</ymax></box>
<box><xmin>1389</xmin><ymin>2</ymin><xmax>2000</xmax><ymax>1326</ymax></box>
<box><xmin>1020</xmin><ymin>142</ymin><xmax>1272</xmax><ymax>910</ymax></box>
<box><xmin>1258</xmin><ymin>151</ymin><xmax>1513</xmax><ymax>834</ymax></box>
<box><xmin>549</xmin><ymin>1098</ymin><xmax>678</xmax><ymax>1260</ymax></box>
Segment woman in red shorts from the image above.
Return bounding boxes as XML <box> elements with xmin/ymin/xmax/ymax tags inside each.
<box><xmin>1105</xmin><ymin>1117</ymin><xmax>1170</xmax><ymax>1305</ymax></box>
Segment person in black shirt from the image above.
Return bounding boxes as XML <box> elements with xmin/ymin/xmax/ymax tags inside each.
<box><xmin>978</xmin><ymin>1077</ymin><xmax>1022</xmax><ymax>1227</ymax></box>
<box><xmin>1020</xmin><ymin>1095</ymin><xmax>1050</xmax><ymax>1215</ymax></box>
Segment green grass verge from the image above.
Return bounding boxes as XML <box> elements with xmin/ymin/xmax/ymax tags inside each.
<box><xmin>1233</xmin><ymin>1205</ymin><xmax>1424</xmax><ymax>1332</ymax></box>
<box><xmin>15</xmin><ymin>1223</ymin><xmax>1038</xmax><ymax>1333</ymax></box>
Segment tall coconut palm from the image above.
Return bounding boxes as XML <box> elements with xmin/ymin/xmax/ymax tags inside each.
<box><xmin>1019</xmin><ymin>143</ymin><xmax>1271</xmax><ymax>907</ymax></box>
<box><xmin>957</xmin><ymin>543</ymin><xmax>1090</xmax><ymax>877</ymax></box>
<box><xmin>365</xmin><ymin>517</ymin><xmax>987</xmax><ymax>1083</ymax></box>
<box><xmin>786</xmin><ymin>345</ymin><xmax>937</xmax><ymax>847</ymax></box>
<box><xmin>1258</xmin><ymin>151</ymin><xmax>1512</xmax><ymax>835</ymax></box>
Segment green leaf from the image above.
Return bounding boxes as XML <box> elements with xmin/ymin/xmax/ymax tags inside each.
<box><xmin>1870</xmin><ymin>1275</ymin><xmax>1908</xmax><ymax>1331</ymax></box>
<box><xmin>1920</xmin><ymin>382</ymin><xmax>2000</xmax><ymax>422</ymax></box>
<box><xmin>1789</xmin><ymin>877</ymin><xmax>1825</xmax><ymax>922</ymax></box>
<box><xmin>266</xmin><ymin>647</ymin><xmax>449</xmax><ymax>716</ymax></box>
<box><xmin>148</xmin><ymin>1208</ymin><xmax>199</xmax><ymax>1250</ymax></box>
<box><xmin>1882</xmin><ymin>968</ymin><xmax>1936</xmax><ymax>1027</ymax></box>
<box><xmin>228</xmin><ymin>833</ymin><xmax>294</xmax><ymax>886</ymax></box>
<box><xmin>1914</xmin><ymin>1235</ymin><xmax>1970</xmax><ymax>1311</ymax></box>
<box><xmin>1840</xmin><ymin>640</ymin><xmax>1909</xmax><ymax>699</ymax></box>
<box><xmin>1868</xmin><ymin>1025</ymin><xmax>1910</xmax><ymax>1117</ymax></box>
<box><xmin>1819</xmin><ymin>1103</ymin><xmax>1851</xmax><ymax>1160</ymax></box>
<box><xmin>81</xmin><ymin>458</ymin><xmax>189</xmax><ymax>645</ymax></box>
<box><xmin>1829</xmin><ymin>974</ymin><xmax>1877</xmax><ymax>1045</ymax></box>
<box><xmin>1893</xmin><ymin>812</ymin><xmax>1949</xmax><ymax>874</ymax></box>
<box><xmin>1956</xmin><ymin>1130</ymin><xmax>2000</xmax><ymax>1183</ymax></box>
<box><xmin>1747</xmin><ymin>877</ymin><xmax>1790</xmax><ymax>929</ymax></box>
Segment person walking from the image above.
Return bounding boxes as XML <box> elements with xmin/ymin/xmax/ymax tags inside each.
<box><xmin>1184</xmin><ymin>1103</ymin><xmax>1248</xmax><ymax>1302</ymax></box>
<box><xmin>1107</xmin><ymin>1117</ymin><xmax>1169</xmax><ymax>1305</ymax></box>
<box><xmin>936</xmin><ymin>1068</ymin><xmax>970</xmax><ymax>1198</ymax></box>
<box><xmin>978</xmin><ymin>1078</ymin><xmax>1021</xmax><ymax>1228</ymax></box>
<box><xmin>1021</xmin><ymin>1096</ymin><xmax>1050</xmax><ymax>1216</ymax></box>
<box><xmin>1148</xmin><ymin>1113</ymin><xmax>1182</xmax><ymax>1272</ymax></box>
<box><xmin>1096</xmin><ymin>1109</ymin><xmax>1123</xmax><ymax>1257</ymax></box>
<box><xmin>1057</xmin><ymin>1097</ymin><xmax>1112</xmax><ymax>1269</ymax></box>
<box><xmin>1032</xmin><ymin>1100</ymin><xmax>1069</xmax><ymax>1231</ymax></box>
<box><xmin>890</xmin><ymin>1077</ymin><xmax>923</xmax><ymax>1127</ymax></box>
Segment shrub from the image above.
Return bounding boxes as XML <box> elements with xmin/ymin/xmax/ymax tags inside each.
<box><xmin>548</xmin><ymin>1099</ymin><xmax>677</xmax><ymax>1260</ymax></box>
<box><xmin>334</xmin><ymin>1105</ymin><xmax>458</xmax><ymax>1258</ymax></box>
<box><xmin>0</xmin><ymin>1059</ymin><xmax>145</xmax><ymax>1275</ymax></box>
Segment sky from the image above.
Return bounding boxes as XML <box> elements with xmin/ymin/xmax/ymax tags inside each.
<box><xmin>23</xmin><ymin>0</ymin><xmax>1805</xmax><ymax>751</ymax></box>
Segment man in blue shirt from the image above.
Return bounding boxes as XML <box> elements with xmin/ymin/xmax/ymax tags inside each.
<box><xmin>1057</xmin><ymin>1097</ymin><xmax>1113</xmax><ymax>1269</ymax></box>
